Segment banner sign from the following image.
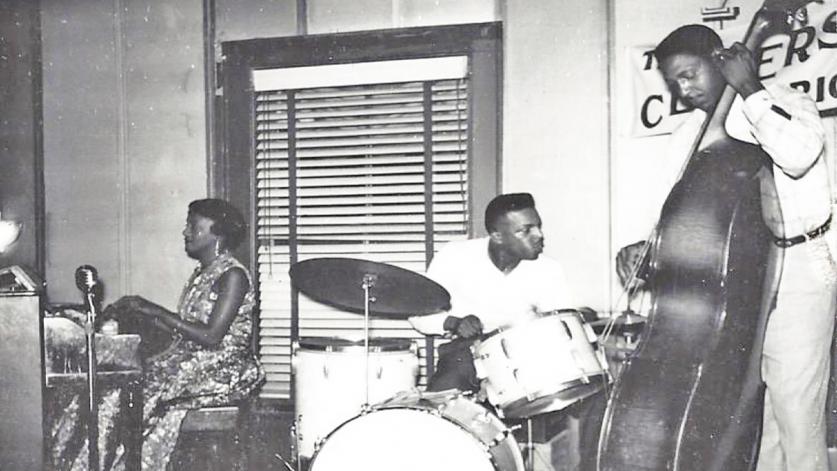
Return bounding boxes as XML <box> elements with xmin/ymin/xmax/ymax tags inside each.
<box><xmin>629</xmin><ymin>5</ymin><xmax>837</xmax><ymax>137</ymax></box>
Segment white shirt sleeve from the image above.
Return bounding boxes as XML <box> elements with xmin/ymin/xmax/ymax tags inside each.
<box><xmin>407</xmin><ymin>245</ymin><xmax>457</xmax><ymax>336</ymax></box>
<box><xmin>726</xmin><ymin>86</ymin><xmax>825</xmax><ymax>178</ymax></box>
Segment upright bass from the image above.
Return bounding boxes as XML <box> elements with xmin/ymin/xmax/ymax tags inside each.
<box><xmin>599</xmin><ymin>2</ymin><xmax>812</xmax><ymax>470</ymax></box>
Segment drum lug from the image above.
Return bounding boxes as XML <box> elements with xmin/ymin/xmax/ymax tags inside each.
<box><xmin>289</xmin><ymin>419</ymin><xmax>299</xmax><ymax>456</ymax></box>
<box><xmin>559</xmin><ymin>320</ymin><xmax>572</xmax><ymax>339</ymax></box>
<box><xmin>582</xmin><ymin>322</ymin><xmax>598</xmax><ymax>342</ymax></box>
<box><xmin>477</xmin><ymin>410</ymin><xmax>496</xmax><ymax>426</ymax></box>
<box><xmin>488</xmin><ymin>428</ymin><xmax>512</xmax><ymax>448</ymax></box>
<box><xmin>291</xmin><ymin>418</ymin><xmax>301</xmax><ymax>461</ymax></box>
<box><xmin>314</xmin><ymin>437</ymin><xmax>325</xmax><ymax>454</ymax></box>
<box><xmin>291</xmin><ymin>344</ymin><xmax>299</xmax><ymax>372</ymax></box>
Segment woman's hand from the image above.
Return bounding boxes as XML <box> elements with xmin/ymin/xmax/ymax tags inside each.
<box><xmin>106</xmin><ymin>295</ymin><xmax>167</xmax><ymax>321</ymax></box>
<box><xmin>108</xmin><ymin>295</ymin><xmax>147</xmax><ymax>314</ymax></box>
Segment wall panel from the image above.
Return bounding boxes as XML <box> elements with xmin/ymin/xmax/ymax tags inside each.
<box><xmin>42</xmin><ymin>0</ymin><xmax>121</xmax><ymax>301</ymax></box>
<box><xmin>503</xmin><ymin>0</ymin><xmax>611</xmax><ymax>310</ymax></box>
<box><xmin>0</xmin><ymin>0</ymin><xmax>43</xmax><ymax>274</ymax></box>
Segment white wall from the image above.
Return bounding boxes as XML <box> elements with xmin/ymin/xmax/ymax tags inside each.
<box><xmin>502</xmin><ymin>0</ymin><xmax>611</xmax><ymax>310</ymax></box>
<box><xmin>42</xmin><ymin>0</ymin><xmax>207</xmax><ymax>305</ymax></box>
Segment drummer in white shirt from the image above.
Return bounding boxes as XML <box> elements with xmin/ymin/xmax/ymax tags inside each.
<box><xmin>409</xmin><ymin>192</ymin><xmax>603</xmax><ymax>471</ymax></box>
<box><xmin>409</xmin><ymin>192</ymin><xmax>578</xmax><ymax>390</ymax></box>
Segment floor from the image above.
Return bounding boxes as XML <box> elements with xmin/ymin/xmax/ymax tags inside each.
<box><xmin>235</xmin><ymin>401</ymin><xmax>578</xmax><ymax>471</ymax></box>
<box><xmin>181</xmin><ymin>405</ymin><xmax>837</xmax><ymax>471</ymax></box>
<box><xmin>240</xmin><ymin>405</ymin><xmax>295</xmax><ymax>471</ymax></box>
<box><xmin>171</xmin><ymin>403</ymin><xmax>293</xmax><ymax>471</ymax></box>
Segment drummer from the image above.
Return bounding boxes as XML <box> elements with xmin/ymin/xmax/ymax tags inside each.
<box><xmin>409</xmin><ymin>192</ymin><xmax>579</xmax><ymax>391</ymax></box>
<box><xmin>408</xmin><ymin>192</ymin><xmax>603</xmax><ymax>471</ymax></box>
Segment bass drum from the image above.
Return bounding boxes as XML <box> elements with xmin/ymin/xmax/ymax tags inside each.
<box><xmin>309</xmin><ymin>390</ymin><xmax>524</xmax><ymax>471</ymax></box>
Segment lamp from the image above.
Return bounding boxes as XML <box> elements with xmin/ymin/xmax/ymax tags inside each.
<box><xmin>0</xmin><ymin>212</ymin><xmax>22</xmax><ymax>253</ymax></box>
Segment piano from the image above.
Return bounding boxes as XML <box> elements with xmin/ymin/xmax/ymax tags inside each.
<box><xmin>0</xmin><ymin>288</ymin><xmax>143</xmax><ymax>471</ymax></box>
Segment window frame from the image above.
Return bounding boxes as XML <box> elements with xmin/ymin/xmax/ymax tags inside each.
<box><xmin>214</xmin><ymin>22</ymin><xmax>502</xmax><ymax>403</ymax></box>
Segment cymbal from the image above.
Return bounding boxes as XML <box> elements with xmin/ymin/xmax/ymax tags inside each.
<box><xmin>589</xmin><ymin>312</ymin><xmax>647</xmax><ymax>335</ymax></box>
<box><xmin>289</xmin><ymin>257</ymin><xmax>451</xmax><ymax>318</ymax></box>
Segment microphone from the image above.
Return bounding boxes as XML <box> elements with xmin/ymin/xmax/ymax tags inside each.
<box><xmin>75</xmin><ymin>265</ymin><xmax>99</xmax><ymax>294</ymax></box>
<box><xmin>75</xmin><ymin>265</ymin><xmax>102</xmax><ymax>320</ymax></box>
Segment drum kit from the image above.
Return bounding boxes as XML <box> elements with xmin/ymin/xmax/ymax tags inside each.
<box><xmin>288</xmin><ymin>257</ymin><xmax>638</xmax><ymax>471</ymax></box>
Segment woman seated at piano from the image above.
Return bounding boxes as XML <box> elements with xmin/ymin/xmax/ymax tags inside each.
<box><xmin>52</xmin><ymin>198</ymin><xmax>265</xmax><ymax>470</ymax></box>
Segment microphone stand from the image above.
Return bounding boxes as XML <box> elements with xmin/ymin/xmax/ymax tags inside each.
<box><xmin>83</xmin><ymin>290</ymin><xmax>99</xmax><ymax>471</ymax></box>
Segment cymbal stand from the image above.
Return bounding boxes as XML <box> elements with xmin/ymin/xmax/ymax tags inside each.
<box><xmin>361</xmin><ymin>273</ymin><xmax>377</xmax><ymax>407</ymax></box>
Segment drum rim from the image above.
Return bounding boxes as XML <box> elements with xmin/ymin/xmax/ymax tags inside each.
<box><xmin>297</xmin><ymin>336</ymin><xmax>414</xmax><ymax>352</ymax></box>
<box><xmin>491</xmin><ymin>373</ymin><xmax>610</xmax><ymax>418</ymax></box>
<box><xmin>480</xmin><ymin>308</ymin><xmax>582</xmax><ymax>340</ymax></box>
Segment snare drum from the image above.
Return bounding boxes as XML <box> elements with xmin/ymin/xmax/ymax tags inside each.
<box><xmin>293</xmin><ymin>337</ymin><xmax>418</xmax><ymax>460</ymax></box>
<box><xmin>309</xmin><ymin>390</ymin><xmax>524</xmax><ymax>471</ymax></box>
<box><xmin>472</xmin><ymin>310</ymin><xmax>609</xmax><ymax>418</ymax></box>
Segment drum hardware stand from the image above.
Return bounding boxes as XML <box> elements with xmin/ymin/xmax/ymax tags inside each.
<box><xmin>361</xmin><ymin>273</ymin><xmax>377</xmax><ymax>407</ymax></box>
<box><xmin>274</xmin><ymin>451</ymin><xmax>297</xmax><ymax>471</ymax></box>
<box><xmin>526</xmin><ymin>418</ymin><xmax>534</xmax><ymax>471</ymax></box>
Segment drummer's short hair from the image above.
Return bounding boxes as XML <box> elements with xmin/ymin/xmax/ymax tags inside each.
<box><xmin>655</xmin><ymin>24</ymin><xmax>722</xmax><ymax>63</ymax></box>
<box><xmin>485</xmin><ymin>193</ymin><xmax>536</xmax><ymax>232</ymax></box>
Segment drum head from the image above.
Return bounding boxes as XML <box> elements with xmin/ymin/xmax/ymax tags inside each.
<box><xmin>309</xmin><ymin>408</ymin><xmax>502</xmax><ymax>471</ymax></box>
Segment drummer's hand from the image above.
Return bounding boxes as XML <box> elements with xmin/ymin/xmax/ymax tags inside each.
<box><xmin>616</xmin><ymin>240</ymin><xmax>648</xmax><ymax>290</ymax></box>
<box><xmin>455</xmin><ymin>315</ymin><xmax>483</xmax><ymax>339</ymax></box>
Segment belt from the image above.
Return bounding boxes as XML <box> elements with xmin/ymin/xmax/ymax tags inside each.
<box><xmin>773</xmin><ymin>215</ymin><xmax>831</xmax><ymax>248</ymax></box>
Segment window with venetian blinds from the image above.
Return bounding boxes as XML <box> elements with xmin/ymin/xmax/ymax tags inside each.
<box><xmin>252</xmin><ymin>58</ymin><xmax>471</xmax><ymax>399</ymax></box>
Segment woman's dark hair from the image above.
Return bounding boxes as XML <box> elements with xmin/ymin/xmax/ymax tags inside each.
<box><xmin>484</xmin><ymin>193</ymin><xmax>536</xmax><ymax>232</ymax></box>
<box><xmin>189</xmin><ymin>198</ymin><xmax>247</xmax><ymax>250</ymax></box>
<box><xmin>654</xmin><ymin>24</ymin><xmax>723</xmax><ymax>63</ymax></box>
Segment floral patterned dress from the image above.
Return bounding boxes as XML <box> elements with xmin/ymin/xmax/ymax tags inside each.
<box><xmin>51</xmin><ymin>253</ymin><xmax>265</xmax><ymax>470</ymax></box>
